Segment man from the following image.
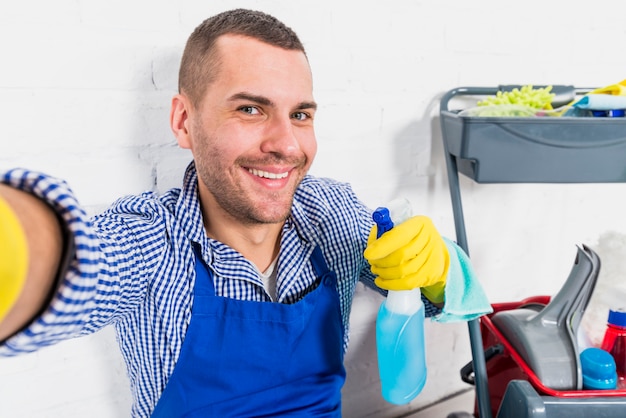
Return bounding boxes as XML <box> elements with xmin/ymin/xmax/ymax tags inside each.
<box><xmin>0</xmin><ymin>9</ymin><xmax>459</xmax><ymax>417</ymax></box>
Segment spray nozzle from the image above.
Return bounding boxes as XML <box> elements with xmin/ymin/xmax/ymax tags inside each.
<box><xmin>373</xmin><ymin>198</ymin><xmax>412</xmax><ymax>239</ymax></box>
<box><xmin>373</xmin><ymin>207</ymin><xmax>394</xmax><ymax>239</ymax></box>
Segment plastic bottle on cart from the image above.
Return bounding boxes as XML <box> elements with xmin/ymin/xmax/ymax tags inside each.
<box><xmin>591</xmin><ymin>109</ymin><xmax>626</xmax><ymax>118</ymax></box>
<box><xmin>373</xmin><ymin>199</ymin><xmax>427</xmax><ymax>405</ymax></box>
<box><xmin>600</xmin><ymin>309</ymin><xmax>626</xmax><ymax>389</ymax></box>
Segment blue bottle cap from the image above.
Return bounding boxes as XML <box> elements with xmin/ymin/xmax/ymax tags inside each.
<box><xmin>608</xmin><ymin>309</ymin><xmax>626</xmax><ymax>327</ymax></box>
<box><xmin>580</xmin><ymin>347</ymin><xmax>617</xmax><ymax>390</ymax></box>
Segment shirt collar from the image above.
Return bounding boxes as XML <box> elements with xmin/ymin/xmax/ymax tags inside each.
<box><xmin>175</xmin><ymin>161</ymin><xmax>207</xmax><ymax>249</ymax></box>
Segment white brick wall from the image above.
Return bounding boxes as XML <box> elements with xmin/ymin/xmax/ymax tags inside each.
<box><xmin>1</xmin><ymin>1</ymin><xmax>625</xmax><ymax>417</ymax></box>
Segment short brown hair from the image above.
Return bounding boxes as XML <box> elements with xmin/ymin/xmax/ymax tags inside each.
<box><xmin>179</xmin><ymin>9</ymin><xmax>306</xmax><ymax>106</ymax></box>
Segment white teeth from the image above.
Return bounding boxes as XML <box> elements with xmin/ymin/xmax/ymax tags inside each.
<box><xmin>248</xmin><ymin>168</ymin><xmax>288</xmax><ymax>179</ymax></box>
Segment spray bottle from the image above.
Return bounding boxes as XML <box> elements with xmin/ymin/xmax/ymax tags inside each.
<box><xmin>373</xmin><ymin>198</ymin><xmax>427</xmax><ymax>405</ymax></box>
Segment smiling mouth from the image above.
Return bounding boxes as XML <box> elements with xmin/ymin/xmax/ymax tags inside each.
<box><xmin>248</xmin><ymin>168</ymin><xmax>289</xmax><ymax>179</ymax></box>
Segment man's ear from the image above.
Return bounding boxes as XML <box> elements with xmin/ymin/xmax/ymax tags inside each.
<box><xmin>170</xmin><ymin>94</ymin><xmax>193</xmax><ymax>149</ymax></box>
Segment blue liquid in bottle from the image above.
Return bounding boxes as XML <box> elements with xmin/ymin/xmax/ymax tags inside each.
<box><xmin>377</xmin><ymin>288</ymin><xmax>427</xmax><ymax>404</ymax></box>
<box><xmin>374</xmin><ymin>200</ymin><xmax>427</xmax><ymax>405</ymax></box>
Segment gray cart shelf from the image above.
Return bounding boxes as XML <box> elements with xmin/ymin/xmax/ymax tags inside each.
<box><xmin>440</xmin><ymin>85</ymin><xmax>626</xmax><ymax>418</ymax></box>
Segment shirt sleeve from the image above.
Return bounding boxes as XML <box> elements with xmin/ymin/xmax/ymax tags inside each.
<box><xmin>0</xmin><ymin>169</ymin><xmax>154</xmax><ymax>355</ymax></box>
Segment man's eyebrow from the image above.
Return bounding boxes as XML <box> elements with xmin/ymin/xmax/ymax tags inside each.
<box><xmin>296</xmin><ymin>101</ymin><xmax>318</xmax><ymax>111</ymax></box>
<box><xmin>229</xmin><ymin>92</ymin><xmax>272</xmax><ymax>106</ymax></box>
<box><xmin>228</xmin><ymin>92</ymin><xmax>317</xmax><ymax>111</ymax></box>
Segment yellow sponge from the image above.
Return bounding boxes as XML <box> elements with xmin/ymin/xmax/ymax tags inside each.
<box><xmin>0</xmin><ymin>194</ymin><xmax>29</xmax><ymax>322</ymax></box>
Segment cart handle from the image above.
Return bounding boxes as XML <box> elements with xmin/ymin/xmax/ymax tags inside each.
<box><xmin>439</xmin><ymin>85</ymin><xmax>591</xmax><ymax>113</ymax></box>
<box><xmin>460</xmin><ymin>344</ymin><xmax>505</xmax><ymax>385</ymax></box>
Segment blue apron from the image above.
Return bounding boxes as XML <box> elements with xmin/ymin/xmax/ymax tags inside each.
<box><xmin>150</xmin><ymin>245</ymin><xmax>346</xmax><ymax>417</ymax></box>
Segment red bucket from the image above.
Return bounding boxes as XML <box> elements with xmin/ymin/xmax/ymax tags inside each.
<box><xmin>475</xmin><ymin>296</ymin><xmax>626</xmax><ymax>417</ymax></box>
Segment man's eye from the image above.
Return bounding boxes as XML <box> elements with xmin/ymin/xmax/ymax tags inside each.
<box><xmin>292</xmin><ymin>112</ymin><xmax>310</xmax><ymax>121</ymax></box>
<box><xmin>239</xmin><ymin>106</ymin><xmax>260</xmax><ymax>115</ymax></box>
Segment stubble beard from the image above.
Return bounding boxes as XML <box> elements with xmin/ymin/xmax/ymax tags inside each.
<box><xmin>194</xmin><ymin>134</ymin><xmax>308</xmax><ymax>226</ymax></box>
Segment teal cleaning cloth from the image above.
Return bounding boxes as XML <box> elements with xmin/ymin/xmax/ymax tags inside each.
<box><xmin>433</xmin><ymin>238</ymin><xmax>492</xmax><ymax>323</ymax></box>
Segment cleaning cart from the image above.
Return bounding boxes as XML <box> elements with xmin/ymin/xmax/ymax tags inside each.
<box><xmin>439</xmin><ymin>85</ymin><xmax>626</xmax><ymax>417</ymax></box>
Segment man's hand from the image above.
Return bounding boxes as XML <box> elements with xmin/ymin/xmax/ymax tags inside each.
<box><xmin>0</xmin><ymin>193</ymin><xmax>29</xmax><ymax>322</ymax></box>
<box><xmin>364</xmin><ymin>215</ymin><xmax>449</xmax><ymax>303</ymax></box>
<box><xmin>0</xmin><ymin>185</ymin><xmax>63</xmax><ymax>340</ymax></box>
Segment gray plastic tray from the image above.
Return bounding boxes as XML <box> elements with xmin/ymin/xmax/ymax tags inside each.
<box><xmin>440</xmin><ymin>86</ymin><xmax>626</xmax><ymax>183</ymax></box>
<box><xmin>497</xmin><ymin>380</ymin><xmax>626</xmax><ymax>418</ymax></box>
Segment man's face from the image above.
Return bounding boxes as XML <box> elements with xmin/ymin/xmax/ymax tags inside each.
<box><xmin>186</xmin><ymin>35</ymin><xmax>317</xmax><ymax>226</ymax></box>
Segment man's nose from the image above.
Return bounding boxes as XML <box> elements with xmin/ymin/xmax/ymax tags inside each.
<box><xmin>260</xmin><ymin>116</ymin><xmax>300</xmax><ymax>156</ymax></box>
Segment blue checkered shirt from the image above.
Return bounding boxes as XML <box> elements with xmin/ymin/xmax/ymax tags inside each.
<box><xmin>0</xmin><ymin>163</ymin><xmax>441</xmax><ymax>417</ymax></box>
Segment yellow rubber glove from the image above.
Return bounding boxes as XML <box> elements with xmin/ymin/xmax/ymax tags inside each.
<box><xmin>364</xmin><ymin>215</ymin><xmax>449</xmax><ymax>303</ymax></box>
<box><xmin>0</xmin><ymin>194</ymin><xmax>29</xmax><ymax>322</ymax></box>
<box><xmin>588</xmin><ymin>79</ymin><xmax>626</xmax><ymax>96</ymax></box>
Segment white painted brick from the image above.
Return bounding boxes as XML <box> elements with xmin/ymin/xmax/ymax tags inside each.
<box><xmin>77</xmin><ymin>0</ymin><xmax>179</xmax><ymax>31</ymax></box>
<box><xmin>0</xmin><ymin>89</ymin><xmax>174</xmax><ymax>156</ymax></box>
<box><xmin>0</xmin><ymin>1</ymin><xmax>80</xmax><ymax>25</ymax></box>
<box><xmin>2</xmin><ymin>1</ymin><xmax>626</xmax><ymax>417</ymax></box>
